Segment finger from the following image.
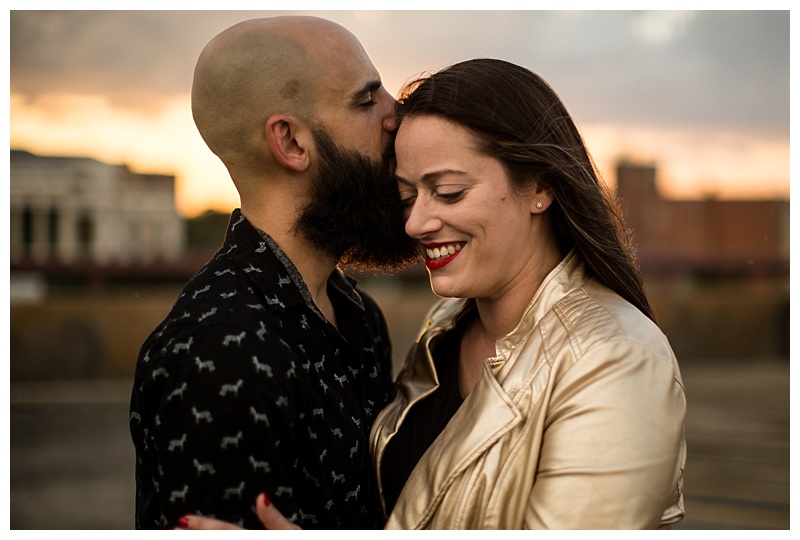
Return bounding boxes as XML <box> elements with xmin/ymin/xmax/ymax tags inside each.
<box><xmin>256</xmin><ymin>493</ymin><xmax>301</xmax><ymax>530</ymax></box>
<box><xmin>176</xmin><ymin>514</ymin><xmax>245</xmax><ymax>530</ymax></box>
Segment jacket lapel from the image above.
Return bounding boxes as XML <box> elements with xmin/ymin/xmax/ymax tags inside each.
<box><xmin>392</xmin><ymin>361</ymin><xmax>523</xmax><ymax>528</ymax></box>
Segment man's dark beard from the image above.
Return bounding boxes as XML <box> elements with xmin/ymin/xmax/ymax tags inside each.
<box><xmin>294</xmin><ymin>128</ymin><xmax>420</xmax><ymax>272</ymax></box>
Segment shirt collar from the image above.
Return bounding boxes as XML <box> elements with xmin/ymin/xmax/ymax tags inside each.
<box><xmin>224</xmin><ymin>209</ymin><xmax>364</xmax><ymax>321</ymax></box>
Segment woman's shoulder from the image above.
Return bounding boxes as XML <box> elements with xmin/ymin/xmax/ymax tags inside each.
<box><xmin>548</xmin><ymin>279</ymin><xmax>672</xmax><ymax>359</ymax></box>
<box><xmin>537</xmin><ymin>283</ymin><xmax>682</xmax><ymax>396</ymax></box>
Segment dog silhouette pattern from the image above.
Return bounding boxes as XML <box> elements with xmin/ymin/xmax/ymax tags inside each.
<box><xmin>131</xmin><ymin>210</ymin><xmax>393</xmax><ymax>530</ymax></box>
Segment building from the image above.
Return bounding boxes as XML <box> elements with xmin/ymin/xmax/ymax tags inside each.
<box><xmin>10</xmin><ymin>150</ymin><xmax>184</xmax><ymax>267</ymax></box>
<box><xmin>615</xmin><ymin>161</ymin><xmax>789</xmax><ymax>275</ymax></box>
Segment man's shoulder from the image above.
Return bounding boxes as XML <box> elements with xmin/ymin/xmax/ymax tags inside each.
<box><xmin>169</xmin><ymin>256</ymin><xmax>263</xmax><ymax>320</ymax></box>
<box><xmin>132</xmin><ymin>288</ymin><xmax>300</xmax><ymax>406</ymax></box>
<box><xmin>137</xmin><ymin>255</ymin><xmax>287</xmax><ymax>363</ymax></box>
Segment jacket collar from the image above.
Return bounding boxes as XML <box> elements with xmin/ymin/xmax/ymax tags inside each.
<box><xmin>494</xmin><ymin>249</ymin><xmax>583</xmax><ymax>359</ymax></box>
<box><xmin>390</xmin><ymin>355</ymin><xmax>524</xmax><ymax>528</ymax></box>
<box><xmin>426</xmin><ymin>250</ymin><xmax>583</xmax><ymax>361</ymax></box>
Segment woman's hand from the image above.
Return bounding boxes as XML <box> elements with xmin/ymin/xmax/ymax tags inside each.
<box><xmin>175</xmin><ymin>493</ymin><xmax>300</xmax><ymax>530</ymax></box>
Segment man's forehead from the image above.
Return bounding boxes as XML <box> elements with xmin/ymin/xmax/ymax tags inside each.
<box><xmin>305</xmin><ymin>29</ymin><xmax>384</xmax><ymax>104</ymax></box>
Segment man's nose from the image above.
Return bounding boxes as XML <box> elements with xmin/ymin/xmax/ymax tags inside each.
<box><xmin>380</xmin><ymin>90</ymin><xmax>398</xmax><ymax>133</ymax></box>
<box><xmin>383</xmin><ymin>111</ymin><xmax>398</xmax><ymax>133</ymax></box>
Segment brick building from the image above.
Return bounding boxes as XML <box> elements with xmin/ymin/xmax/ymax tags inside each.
<box><xmin>615</xmin><ymin>162</ymin><xmax>789</xmax><ymax>275</ymax></box>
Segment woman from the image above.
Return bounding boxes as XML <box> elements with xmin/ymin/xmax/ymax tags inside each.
<box><xmin>372</xmin><ymin>58</ymin><xmax>686</xmax><ymax>529</ymax></box>
<box><xmin>181</xmin><ymin>58</ymin><xmax>686</xmax><ymax>530</ymax></box>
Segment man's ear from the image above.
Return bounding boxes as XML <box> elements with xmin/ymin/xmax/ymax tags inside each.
<box><xmin>266</xmin><ymin>114</ymin><xmax>311</xmax><ymax>172</ymax></box>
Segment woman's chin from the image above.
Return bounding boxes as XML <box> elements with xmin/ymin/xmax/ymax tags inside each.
<box><xmin>428</xmin><ymin>279</ymin><xmax>461</xmax><ymax>300</ymax></box>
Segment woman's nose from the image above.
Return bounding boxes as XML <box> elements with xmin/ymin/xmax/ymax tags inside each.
<box><xmin>404</xmin><ymin>197</ymin><xmax>441</xmax><ymax>239</ymax></box>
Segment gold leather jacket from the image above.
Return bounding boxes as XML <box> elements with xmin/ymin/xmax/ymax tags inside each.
<box><xmin>370</xmin><ymin>252</ymin><xmax>686</xmax><ymax>529</ymax></box>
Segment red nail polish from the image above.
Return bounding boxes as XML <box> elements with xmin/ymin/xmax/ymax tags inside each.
<box><xmin>178</xmin><ymin>516</ymin><xmax>189</xmax><ymax>528</ymax></box>
<box><xmin>261</xmin><ymin>493</ymin><xmax>271</xmax><ymax>507</ymax></box>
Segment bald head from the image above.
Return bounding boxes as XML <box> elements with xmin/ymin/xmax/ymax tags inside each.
<box><xmin>191</xmin><ymin>16</ymin><xmax>369</xmax><ymax>178</ymax></box>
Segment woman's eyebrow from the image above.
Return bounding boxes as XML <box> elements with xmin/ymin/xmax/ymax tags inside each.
<box><xmin>395</xmin><ymin>174</ymin><xmax>414</xmax><ymax>187</ymax></box>
<box><xmin>395</xmin><ymin>169</ymin><xmax>468</xmax><ymax>186</ymax></box>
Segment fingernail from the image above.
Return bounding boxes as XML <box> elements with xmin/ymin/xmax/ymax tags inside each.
<box><xmin>261</xmin><ymin>493</ymin><xmax>271</xmax><ymax>507</ymax></box>
<box><xmin>178</xmin><ymin>516</ymin><xmax>189</xmax><ymax>528</ymax></box>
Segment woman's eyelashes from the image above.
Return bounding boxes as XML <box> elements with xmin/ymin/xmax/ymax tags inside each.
<box><xmin>434</xmin><ymin>188</ymin><xmax>466</xmax><ymax>203</ymax></box>
<box><xmin>398</xmin><ymin>187</ymin><xmax>467</xmax><ymax>210</ymax></box>
<box><xmin>400</xmin><ymin>195</ymin><xmax>416</xmax><ymax>210</ymax></box>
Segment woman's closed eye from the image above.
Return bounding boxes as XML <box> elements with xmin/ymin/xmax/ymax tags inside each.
<box><xmin>435</xmin><ymin>188</ymin><xmax>466</xmax><ymax>203</ymax></box>
<box><xmin>398</xmin><ymin>188</ymin><xmax>466</xmax><ymax>208</ymax></box>
<box><xmin>400</xmin><ymin>195</ymin><xmax>416</xmax><ymax>209</ymax></box>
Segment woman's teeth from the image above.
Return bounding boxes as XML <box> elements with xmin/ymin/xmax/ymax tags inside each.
<box><xmin>426</xmin><ymin>243</ymin><xmax>463</xmax><ymax>261</ymax></box>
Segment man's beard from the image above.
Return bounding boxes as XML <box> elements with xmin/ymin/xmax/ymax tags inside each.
<box><xmin>294</xmin><ymin>127</ymin><xmax>420</xmax><ymax>272</ymax></box>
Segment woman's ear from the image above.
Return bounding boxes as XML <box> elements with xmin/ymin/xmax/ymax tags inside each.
<box><xmin>530</xmin><ymin>182</ymin><xmax>555</xmax><ymax>214</ymax></box>
<box><xmin>266</xmin><ymin>114</ymin><xmax>311</xmax><ymax>172</ymax></box>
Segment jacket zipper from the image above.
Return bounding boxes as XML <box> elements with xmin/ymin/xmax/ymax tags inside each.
<box><xmin>370</xmin><ymin>406</ymin><xmax>393</xmax><ymax>518</ymax></box>
<box><xmin>444</xmin><ymin>468</ymin><xmax>469</xmax><ymax>528</ymax></box>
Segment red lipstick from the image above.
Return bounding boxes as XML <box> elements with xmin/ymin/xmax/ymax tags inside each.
<box><xmin>422</xmin><ymin>242</ymin><xmax>462</xmax><ymax>270</ymax></box>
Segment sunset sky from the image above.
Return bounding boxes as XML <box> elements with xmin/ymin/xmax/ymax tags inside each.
<box><xmin>9</xmin><ymin>8</ymin><xmax>791</xmax><ymax>218</ymax></box>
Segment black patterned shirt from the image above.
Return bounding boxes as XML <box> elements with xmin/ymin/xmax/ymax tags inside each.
<box><xmin>130</xmin><ymin>209</ymin><xmax>394</xmax><ymax>529</ymax></box>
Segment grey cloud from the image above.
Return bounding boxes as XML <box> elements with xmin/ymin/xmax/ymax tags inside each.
<box><xmin>10</xmin><ymin>10</ymin><xmax>277</xmax><ymax>110</ymax></box>
<box><xmin>338</xmin><ymin>10</ymin><xmax>788</xmax><ymax>137</ymax></box>
<box><xmin>541</xmin><ymin>10</ymin><xmax>788</xmax><ymax>137</ymax></box>
<box><xmin>10</xmin><ymin>10</ymin><xmax>789</xmax><ymax>136</ymax></box>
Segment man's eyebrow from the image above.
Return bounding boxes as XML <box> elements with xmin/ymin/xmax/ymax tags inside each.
<box><xmin>350</xmin><ymin>79</ymin><xmax>382</xmax><ymax>101</ymax></box>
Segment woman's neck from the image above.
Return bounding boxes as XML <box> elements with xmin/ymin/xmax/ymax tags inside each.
<box><xmin>473</xmin><ymin>245</ymin><xmax>563</xmax><ymax>342</ymax></box>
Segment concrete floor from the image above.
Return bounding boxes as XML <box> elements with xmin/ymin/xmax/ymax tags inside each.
<box><xmin>9</xmin><ymin>357</ymin><xmax>790</xmax><ymax>530</ymax></box>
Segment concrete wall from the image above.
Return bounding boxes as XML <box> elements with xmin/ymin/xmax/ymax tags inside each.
<box><xmin>9</xmin><ymin>279</ymin><xmax>441</xmax><ymax>381</ymax></box>
<box><xmin>9</xmin><ymin>274</ymin><xmax>789</xmax><ymax>382</ymax></box>
<box><xmin>645</xmin><ymin>274</ymin><xmax>789</xmax><ymax>360</ymax></box>
<box><xmin>11</xmin><ymin>287</ymin><xmax>182</xmax><ymax>380</ymax></box>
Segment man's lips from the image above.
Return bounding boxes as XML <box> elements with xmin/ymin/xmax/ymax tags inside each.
<box><xmin>422</xmin><ymin>242</ymin><xmax>464</xmax><ymax>270</ymax></box>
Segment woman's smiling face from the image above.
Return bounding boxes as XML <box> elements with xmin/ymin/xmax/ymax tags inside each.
<box><xmin>394</xmin><ymin>115</ymin><xmax>550</xmax><ymax>301</ymax></box>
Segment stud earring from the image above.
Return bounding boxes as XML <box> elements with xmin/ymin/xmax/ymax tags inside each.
<box><xmin>536</xmin><ymin>202</ymin><xmax>544</xmax><ymax>209</ymax></box>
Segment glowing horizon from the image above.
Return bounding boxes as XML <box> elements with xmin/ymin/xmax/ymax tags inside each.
<box><xmin>10</xmin><ymin>92</ymin><xmax>789</xmax><ymax>219</ymax></box>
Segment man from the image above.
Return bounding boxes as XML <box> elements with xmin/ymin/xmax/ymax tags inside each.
<box><xmin>129</xmin><ymin>16</ymin><xmax>418</xmax><ymax>529</ymax></box>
